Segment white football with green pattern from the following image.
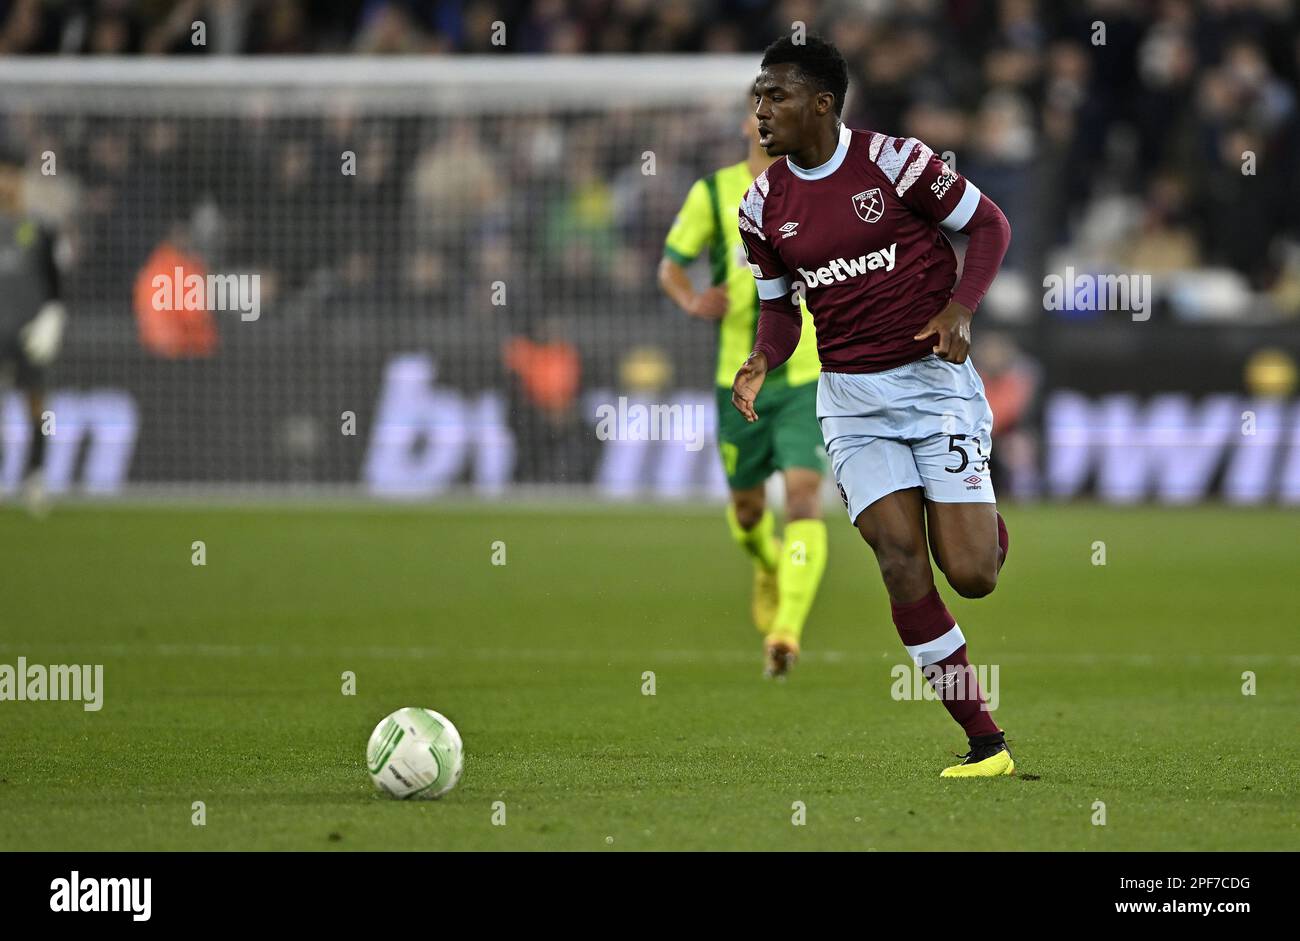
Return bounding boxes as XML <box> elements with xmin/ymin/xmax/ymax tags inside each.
<box><xmin>366</xmin><ymin>707</ymin><xmax>464</xmax><ymax>800</ymax></box>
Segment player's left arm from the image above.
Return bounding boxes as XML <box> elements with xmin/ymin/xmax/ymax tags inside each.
<box><xmin>734</xmin><ymin>181</ymin><xmax>800</xmax><ymax>423</ymax></box>
<box><xmin>660</xmin><ymin>178</ymin><xmax>729</xmax><ymax>320</ymax></box>
<box><xmin>898</xmin><ymin>149</ymin><xmax>1011</xmax><ymax>364</ymax></box>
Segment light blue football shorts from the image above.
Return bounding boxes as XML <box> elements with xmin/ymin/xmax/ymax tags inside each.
<box><xmin>817</xmin><ymin>354</ymin><xmax>996</xmax><ymax>524</ymax></box>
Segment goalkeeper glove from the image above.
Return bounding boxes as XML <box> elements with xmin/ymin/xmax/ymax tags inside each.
<box><xmin>19</xmin><ymin>301</ymin><xmax>66</xmax><ymax>366</ymax></box>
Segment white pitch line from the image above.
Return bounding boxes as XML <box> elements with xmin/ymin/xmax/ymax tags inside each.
<box><xmin>0</xmin><ymin>642</ymin><xmax>1295</xmax><ymax>668</ymax></box>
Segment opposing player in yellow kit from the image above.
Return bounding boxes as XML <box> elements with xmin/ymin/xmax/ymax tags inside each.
<box><xmin>658</xmin><ymin>111</ymin><xmax>828</xmax><ymax>678</ymax></box>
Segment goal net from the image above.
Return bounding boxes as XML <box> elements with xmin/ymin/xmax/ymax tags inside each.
<box><xmin>0</xmin><ymin>56</ymin><xmax>760</xmax><ymax>500</ymax></box>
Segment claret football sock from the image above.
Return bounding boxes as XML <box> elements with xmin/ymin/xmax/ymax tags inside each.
<box><xmin>929</xmin><ymin>642</ymin><xmax>1000</xmax><ymax>738</ymax></box>
<box><xmin>772</xmin><ymin>518</ymin><xmax>827</xmax><ymax>643</ymax></box>
<box><xmin>889</xmin><ymin>587</ymin><xmax>999</xmax><ymax>738</ymax></box>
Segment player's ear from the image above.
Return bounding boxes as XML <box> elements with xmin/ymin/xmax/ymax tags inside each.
<box><xmin>815</xmin><ymin>91</ymin><xmax>835</xmax><ymax>117</ymax></box>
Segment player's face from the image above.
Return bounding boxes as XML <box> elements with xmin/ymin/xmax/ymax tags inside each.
<box><xmin>752</xmin><ymin>64</ymin><xmax>826</xmax><ymax>157</ymax></box>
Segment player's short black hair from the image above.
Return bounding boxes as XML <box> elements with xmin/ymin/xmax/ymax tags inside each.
<box><xmin>760</xmin><ymin>33</ymin><xmax>849</xmax><ymax>116</ymax></box>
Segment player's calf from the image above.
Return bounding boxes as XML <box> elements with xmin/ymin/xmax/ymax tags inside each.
<box><xmin>730</xmin><ymin>488</ymin><xmax>766</xmax><ymax>530</ymax></box>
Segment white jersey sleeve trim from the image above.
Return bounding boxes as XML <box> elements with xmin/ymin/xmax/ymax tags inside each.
<box><xmin>939</xmin><ymin>180</ymin><xmax>981</xmax><ymax>231</ymax></box>
<box><xmin>895</xmin><ymin>148</ymin><xmax>930</xmax><ymax>197</ymax></box>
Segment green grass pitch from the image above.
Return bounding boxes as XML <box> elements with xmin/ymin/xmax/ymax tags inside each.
<box><xmin>0</xmin><ymin>502</ymin><xmax>1296</xmax><ymax>851</ymax></box>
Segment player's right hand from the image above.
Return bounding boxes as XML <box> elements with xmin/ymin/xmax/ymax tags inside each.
<box><xmin>687</xmin><ymin>286</ymin><xmax>729</xmax><ymax>320</ymax></box>
<box><xmin>731</xmin><ymin>351</ymin><xmax>768</xmax><ymax>423</ymax></box>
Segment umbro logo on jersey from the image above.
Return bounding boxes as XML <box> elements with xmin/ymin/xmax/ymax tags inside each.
<box><xmin>778</xmin><ymin>222</ymin><xmax>799</xmax><ymax>238</ymax></box>
<box><xmin>796</xmin><ymin>243</ymin><xmax>897</xmax><ymax>287</ymax></box>
<box><xmin>852</xmin><ymin>188</ymin><xmax>884</xmax><ymax>223</ymax></box>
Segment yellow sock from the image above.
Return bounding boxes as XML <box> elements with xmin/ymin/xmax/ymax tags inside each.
<box><xmin>772</xmin><ymin>519</ymin><xmax>827</xmax><ymax>643</ymax></box>
<box><xmin>726</xmin><ymin>505</ymin><xmax>779</xmax><ymax>572</ymax></box>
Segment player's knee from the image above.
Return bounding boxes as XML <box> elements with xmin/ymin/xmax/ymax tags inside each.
<box><xmin>946</xmin><ymin>563</ymin><xmax>998</xmax><ymax>599</ymax></box>
<box><xmin>784</xmin><ymin>488</ymin><xmax>821</xmax><ymax>521</ymax></box>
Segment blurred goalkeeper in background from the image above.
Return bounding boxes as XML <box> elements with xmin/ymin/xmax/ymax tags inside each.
<box><xmin>659</xmin><ymin>109</ymin><xmax>827</xmax><ymax>679</ymax></box>
<box><xmin>0</xmin><ymin>145</ymin><xmax>65</xmax><ymax>515</ymax></box>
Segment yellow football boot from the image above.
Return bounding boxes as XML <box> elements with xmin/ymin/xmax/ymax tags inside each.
<box><xmin>940</xmin><ymin>735</ymin><xmax>1015</xmax><ymax>778</ymax></box>
<box><xmin>763</xmin><ymin>633</ymin><xmax>799</xmax><ymax>679</ymax></box>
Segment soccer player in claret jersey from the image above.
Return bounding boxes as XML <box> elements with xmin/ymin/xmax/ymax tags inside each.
<box><xmin>732</xmin><ymin>35</ymin><xmax>1016</xmax><ymax>777</ymax></box>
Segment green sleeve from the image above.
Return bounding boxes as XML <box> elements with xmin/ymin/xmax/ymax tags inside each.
<box><xmin>663</xmin><ymin>178</ymin><xmax>716</xmax><ymax>265</ymax></box>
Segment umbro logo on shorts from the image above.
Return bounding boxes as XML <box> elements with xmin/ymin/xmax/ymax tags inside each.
<box><xmin>963</xmin><ymin>474</ymin><xmax>983</xmax><ymax>488</ymax></box>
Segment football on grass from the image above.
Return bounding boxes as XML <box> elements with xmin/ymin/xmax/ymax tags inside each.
<box><xmin>366</xmin><ymin>707</ymin><xmax>464</xmax><ymax>800</ymax></box>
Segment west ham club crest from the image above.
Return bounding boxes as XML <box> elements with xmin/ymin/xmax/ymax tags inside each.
<box><xmin>852</xmin><ymin>188</ymin><xmax>883</xmax><ymax>223</ymax></box>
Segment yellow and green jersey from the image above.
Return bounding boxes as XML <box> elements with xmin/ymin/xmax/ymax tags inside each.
<box><xmin>663</xmin><ymin>161</ymin><xmax>819</xmax><ymax>390</ymax></box>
